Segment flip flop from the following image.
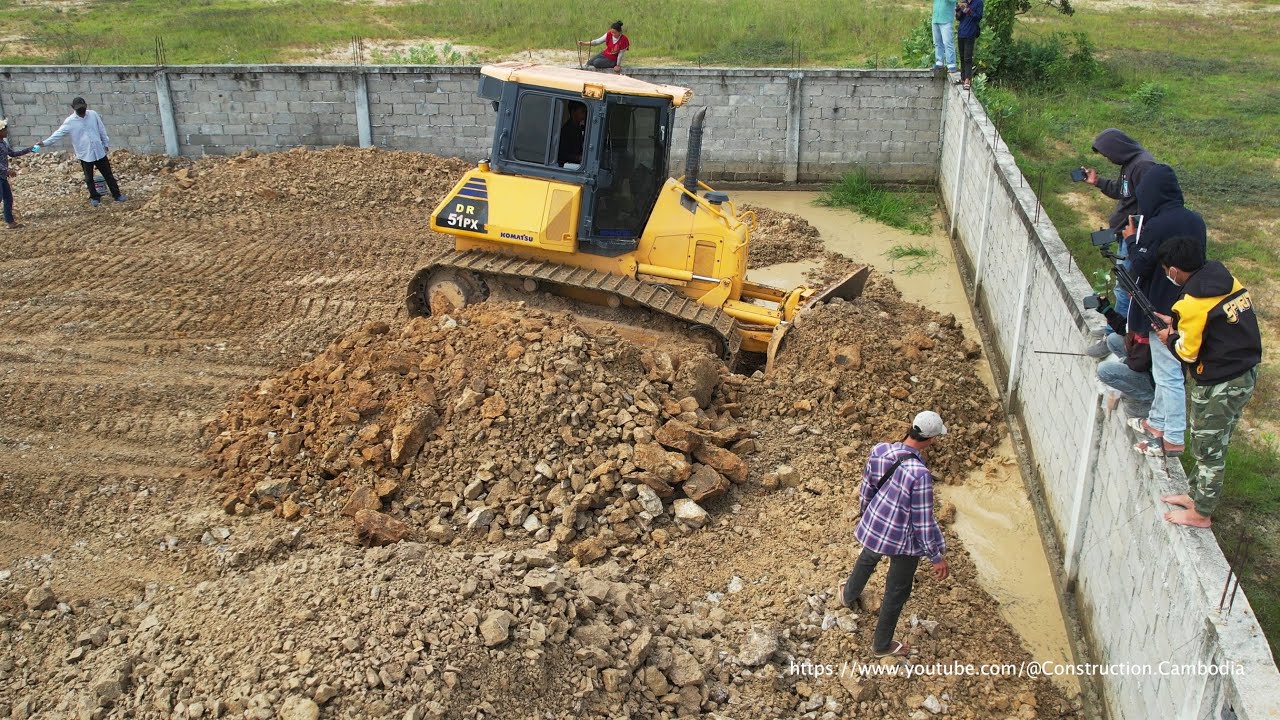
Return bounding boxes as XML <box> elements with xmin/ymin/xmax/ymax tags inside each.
<box><xmin>1135</xmin><ymin>439</ymin><xmax>1184</xmax><ymax>458</ymax></box>
<box><xmin>873</xmin><ymin>640</ymin><xmax>910</xmax><ymax>658</ymax></box>
<box><xmin>1126</xmin><ymin>417</ymin><xmax>1162</xmax><ymax>440</ymax></box>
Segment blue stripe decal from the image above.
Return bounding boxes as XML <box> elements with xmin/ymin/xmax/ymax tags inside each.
<box><xmin>457</xmin><ymin>190</ymin><xmax>488</xmax><ymax>199</ymax></box>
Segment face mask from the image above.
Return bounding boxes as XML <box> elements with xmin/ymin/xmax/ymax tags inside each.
<box><xmin>75</xmin><ymin>108</ymin><xmax>86</xmax><ymax>117</ymax></box>
<box><xmin>1166</xmin><ymin>271</ymin><xmax>1182</xmax><ymax>287</ymax></box>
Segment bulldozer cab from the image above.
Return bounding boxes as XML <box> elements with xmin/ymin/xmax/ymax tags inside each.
<box><xmin>479</xmin><ymin>65</ymin><xmax>680</xmax><ymax>256</ymax></box>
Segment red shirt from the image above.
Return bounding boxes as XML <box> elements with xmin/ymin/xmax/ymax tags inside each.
<box><xmin>604</xmin><ymin>31</ymin><xmax>630</xmax><ymax>60</ymax></box>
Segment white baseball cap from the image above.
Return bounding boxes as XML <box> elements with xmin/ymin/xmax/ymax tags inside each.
<box><xmin>912</xmin><ymin>411</ymin><xmax>948</xmax><ymax>439</ymax></box>
<box><xmin>0</xmin><ymin>118</ymin><xmax>7</xmax><ymax>131</ymax></box>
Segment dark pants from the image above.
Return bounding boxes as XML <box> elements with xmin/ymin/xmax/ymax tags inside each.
<box><xmin>587</xmin><ymin>53</ymin><xmax>617</xmax><ymax>70</ymax></box>
<box><xmin>958</xmin><ymin>37</ymin><xmax>977</xmax><ymax>81</ymax></box>
<box><xmin>80</xmin><ymin>155</ymin><xmax>121</xmax><ymax>201</ymax></box>
<box><xmin>842</xmin><ymin>548</ymin><xmax>921</xmax><ymax>653</ymax></box>
<box><xmin>1</xmin><ymin>178</ymin><xmax>13</xmax><ymax>224</ymax></box>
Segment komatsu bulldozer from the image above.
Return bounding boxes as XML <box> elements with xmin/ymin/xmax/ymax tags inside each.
<box><xmin>409</xmin><ymin>62</ymin><xmax>868</xmax><ymax>365</ymax></box>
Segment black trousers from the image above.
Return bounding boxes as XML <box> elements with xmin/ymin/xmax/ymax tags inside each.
<box><xmin>587</xmin><ymin>53</ymin><xmax>617</xmax><ymax>70</ymax></box>
<box><xmin>842</xmin><ymin>548</ymin><xmax>921</xmax><ymax>653</ymax></box>
<box><xmin>958</xmin><ymin>37</ymin><xmax>977</xmax><ymax>81</ymax></box>
<box><xmin>80</xmin><ymin>155</ymin><xmax>121</xmax><ymax>201</ymax></box>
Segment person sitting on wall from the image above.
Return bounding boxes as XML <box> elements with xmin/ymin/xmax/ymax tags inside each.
<box><xmin>578</xmin><ymin>21</ymin><xmax>630</xmax><ymax>74</ymax></box>
<box><xmin>1090</xmin><ymin>293</ymin><xmax>1155</xmax><ymax>420</ymax></box>
<box><xmin>1153</xmin><ymin>237</ymin><xmax>1262</xmax><ymax>529</ymax></box>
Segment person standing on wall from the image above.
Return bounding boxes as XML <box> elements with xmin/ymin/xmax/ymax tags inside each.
<box><xmin>1082</xmin><ymin>129</ymin><xmax>1157</xmax><ymax>356</ymax></box>
<box><xmin>1125</xmin><ymin>164</ymin><xmax>1206</xmax><ymax>458</ymax></box>
<box><xmin>841</xmin><ymin>411</ymin><xmax>950</xmax><ymax>658</ymax></box>
<box><xmin>33</xmin><ymin>97</ymin><xmax>126</xmax><ymax>207</ymax></box>
<box><xmin>0</xmin><ymin>119</ymin><xmax>34</xmax><ymax>230</ymax></box>
<box><xmin>1153</xmin><ymin>237</ymin><xmax>1262</xmax><ymax>529</ymax></box>
<box><xmin>932</xmin><ymin>0</ymin><xmax>959</xmax><ymax>74</ymax></box>
<box><xmin>578</xmin><ymin>21</ymin><xmax>630</xmax><ymax>74</ymax></box>
<box><xmin>955</xmin><ymin>0</ymin><xmax>983</xmax><ymax>90</ymax></box>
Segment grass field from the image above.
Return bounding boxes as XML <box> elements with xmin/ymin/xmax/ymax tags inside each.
<box><xmin>0</xmin><ymin>0</ymin><xmax>1276</xmax><ymax>654</ymax></box>
<box><xmin>0</xmin><ymin>0</ymin><xmax>916</xmax><ymax>65</ymax></box>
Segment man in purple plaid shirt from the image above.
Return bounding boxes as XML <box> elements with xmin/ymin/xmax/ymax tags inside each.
<box><xmin>840</xmin><ymin>410</ymin><xmax>951</xmax><ymax>658</ymax></box>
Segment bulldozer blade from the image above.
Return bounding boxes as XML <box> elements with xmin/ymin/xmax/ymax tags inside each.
<box><xmin>806</xmin><ymin>265</ymin><xmax>871</xmax><ymax>307</ymax></box>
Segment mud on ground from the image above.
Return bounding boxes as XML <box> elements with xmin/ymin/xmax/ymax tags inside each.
<box><xmin>0</xmin><ymin>148</ymin><xmax>1080</xmax><ymax>719</ymax></box>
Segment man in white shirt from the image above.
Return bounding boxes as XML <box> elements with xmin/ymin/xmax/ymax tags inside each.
<box><xmin>34</xmin><ymin>97</ymin><xmax>126</xmax><ymax>207</ymax></box>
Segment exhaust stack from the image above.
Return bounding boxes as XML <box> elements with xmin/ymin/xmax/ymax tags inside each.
<box><xmin>683</xmin><ymin>108</ymin><xmax>707</xmax><ymax>193</ymax></box>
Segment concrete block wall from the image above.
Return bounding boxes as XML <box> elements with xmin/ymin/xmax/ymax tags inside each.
<box><xmin>365</xmin><ymin>68</ymin><xmax>491</xmax><ymax>158</ymax></box>
<box><xmin>0</xmin><ymin>65</ymin><xmax>941</xmax><ymax>182</ymax></box>
<box><xmin>938</xmin><ymin>83</ymin><xmax>1280</xmax><ymax>720</ymax></box>
<box><xmin>0</xmin><ymin>67</ymin><xmax>162</xmax><ymax>153</ymax></box>
<box><xmin>166</xmin><ymin>69</ymin><xmax>360</xmax><ymax>153</ymax></box>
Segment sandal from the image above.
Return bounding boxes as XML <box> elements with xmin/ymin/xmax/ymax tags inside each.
<box><xmin>1135</xmin><ymin>439</ymin><xmax>1185</xmax><ymax>458</ymax></box>
<box><xmin>873</xmin><ymin>640</ymin><xmax>910</xmax><ymax>658</ymax></box>
<box><xmin>5</xmin><ymin>222</ymin><xmax>23</xmax><ymax>230</ymax></box>
<box><xmin>1126</xmin><ymin>417</ymin><xmax>1162</xmax><ymax>440</ymax></box>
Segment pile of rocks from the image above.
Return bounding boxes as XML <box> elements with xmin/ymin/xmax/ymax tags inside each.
<box><xmin>208</xmin><ymin>304</ymin><xmax>755</xmax><ymax>563</ymax></box>
<box><xmin>742</xmin><ymin>276</ymin><xmax>1000</xmax><ymax>483</ymax></box>
<box><xmin>741</xmin><ymin>204</ymin><xmax>825</xmax><ymax>268</ymax></box>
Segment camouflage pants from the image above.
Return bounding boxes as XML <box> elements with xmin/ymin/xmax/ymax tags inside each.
<box><xmin>1187</xmin><ymin>367</ymin><xmax>1257</xmax><ymax>517</ymax></box>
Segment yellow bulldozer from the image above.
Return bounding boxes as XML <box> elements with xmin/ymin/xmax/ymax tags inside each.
<box><xmin>409</xmin><ymin>62</ymin><xmax>868</xmax><ymax>365</ymax></box>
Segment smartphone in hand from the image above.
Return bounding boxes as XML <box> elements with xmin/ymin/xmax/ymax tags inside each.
<box><xmin>1071</xmin><ymin>167</ymin><xmax>1086</xmax><ymax>182</ymax></box>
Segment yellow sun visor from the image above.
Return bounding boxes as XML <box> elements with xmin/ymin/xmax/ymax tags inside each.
<box><xmin>480</xmin><ymin>62</ymin><xmax>694</xmax><ymax>106</ymax></box>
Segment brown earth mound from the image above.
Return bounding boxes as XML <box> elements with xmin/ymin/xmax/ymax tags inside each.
<box><xmin>139</xmin><ymin>146</ymin><xmax>473</xmax><ymax>225</ymax></box>
<box><xmin>742</xmin><ymin>203</ymin><xmax>826</xmax><ymax>268</ymax></box>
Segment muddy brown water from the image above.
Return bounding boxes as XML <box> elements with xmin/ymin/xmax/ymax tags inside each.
<box><xmin>735</xmin><ymin>190</ymin><xmax>1081</xmax><ymax>693</ymax></box>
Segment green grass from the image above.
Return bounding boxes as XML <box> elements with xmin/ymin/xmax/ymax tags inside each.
<box><xmin>883</xmin><ymin>244</ymin><xmax>943</xmax><ymax>275</ymax></box>
<box><xmin>1192</xmin><ymin>436</ymin><xmax>1280</xmax><ymax>658</ymax></box>
<box><xmin>0</xmin><ymin>0</ymin><xmax>919</xmax><ymax>66</ymax></box>
<box><xmin>815</xmin><ymin>170</ymin><xmax>936</xmax><ymax>235</ymax></box>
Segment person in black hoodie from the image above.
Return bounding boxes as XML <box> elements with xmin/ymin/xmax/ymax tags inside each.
<box><xmin>1152</xmin><ymin>237</ymin><xmax>1262</xmax><ymax>528</ymax></box>
<box><xmin>1083</xmin><ymin>129</ymin><xmax>1158</xmax><ymax>353</ymax></box>
<box><xmin>1125</xmin><ymin>164</ymin><xmax>1206</xmax><ymax>458</ymax></box>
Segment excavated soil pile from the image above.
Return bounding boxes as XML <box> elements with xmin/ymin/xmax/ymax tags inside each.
<box><xmin>139</xmin><ymin>147</ymin><xmax>472</xmax><ymax>226</ymax></box>
<box><xmin>742</xmin><ymin>276</ymin><xmax>998</xmax><ymax>483</ymax></box>
<box><xmin>741</xmin><ymin>204</ymin><xmax>825</xmax><ymax>268</ymax></box>
<box><xmin>208</xmin><ymin>303</ymin><xmax>749</xmax><ymax>563</ymax></box>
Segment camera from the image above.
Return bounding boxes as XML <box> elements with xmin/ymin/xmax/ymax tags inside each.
<box><xmin>1091</xmin><ymin>227</ymin><xmax>1120</xmax><ymax>247</ymax></box>
<box><xmin>1081</xmin><ymin>292</ymin><xmax>1111</xmax><ymax>312</ymax></box>
<box><xmin>1071</xmin><ymin>167</ymin><xmax>1086</xmax><ymax>182</ymax></box>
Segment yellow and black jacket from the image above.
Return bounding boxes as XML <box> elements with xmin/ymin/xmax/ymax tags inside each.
<box><xmin>1167</xmin><ymin>261</ymin><xmax>1262</xmax><ymax>384</ymax></box>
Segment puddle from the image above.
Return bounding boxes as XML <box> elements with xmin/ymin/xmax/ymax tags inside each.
<box><xmin>733</xmin><ymin>190</ymin><xmax>1081</xmax><ymax>694</ymax></box>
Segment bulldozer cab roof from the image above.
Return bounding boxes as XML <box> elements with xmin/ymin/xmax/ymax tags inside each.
<box><xmin>480</xmin><ymin>62</ymin><xmax>693</xmax><ymax>107</ymax></box>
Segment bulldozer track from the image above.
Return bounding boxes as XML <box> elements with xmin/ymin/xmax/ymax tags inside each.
<box><xmin>425</xmin><ymin>249</ymin><xmax>743</xmax><ymax>360</ymax></box>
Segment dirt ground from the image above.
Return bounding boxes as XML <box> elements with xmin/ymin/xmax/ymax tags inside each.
<box><xmin>0</xmin><ymin>148</ymin><xmax>1082</xmax><ymax>719</ymax></box>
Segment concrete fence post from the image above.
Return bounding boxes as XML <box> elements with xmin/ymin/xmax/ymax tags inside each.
<box><xmin>970</xmin><ymin>164</ymin><xmax>996</xmax><ymax>303</ymax></box>
<box><xmin>355</xmin><ymin>70</ymin><xmax>372</xmax><ymax>148</ymax></box>
<box><xmin>154</xmin><ymin>70</ymin><xmax>180</xmax><ymax>157</ymax></box>
<box><xmin>784</xmin><ymin>72</ymin><xmax>804</xmax><ymax>185</ymax></box>
<box><xmin>1063</xmin><ymin>391</ymin><xmax>1105</xmax><ymax>589</ymax></box>
<box><xmin>1003</xmin><ymin>245</ymin><xmax>1038</xmax><ymax>408</ymax></box>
